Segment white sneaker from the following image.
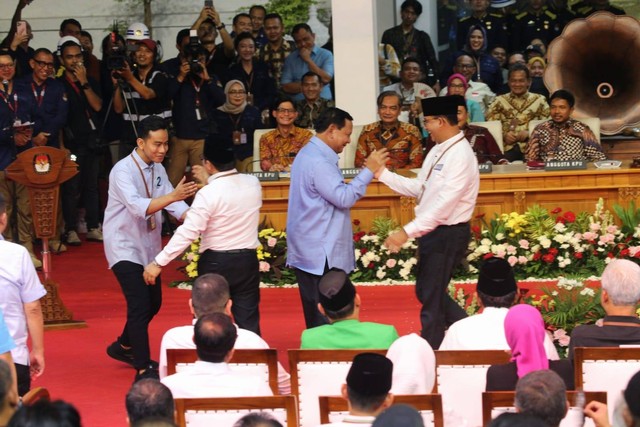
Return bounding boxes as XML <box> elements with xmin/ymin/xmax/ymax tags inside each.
<box><xmin>87</xmin><ymin>228</ymin><xmax>103</xmax><ymax>242</ymax></box>
<box><xmin>66</xmin><ymin>230</ymin><xmax>82</xmax><ymax>246</ymax></box>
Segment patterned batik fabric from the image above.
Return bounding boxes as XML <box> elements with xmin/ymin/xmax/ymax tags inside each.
<box><xmin>355</xmin><ymin>121</ymin><xmax>424</xmax><ymax>170</ymax></box>
<box><xmin>526</xmin><ymin>118</ymin><xmax>607</xmax><ymax>162</ymax></box>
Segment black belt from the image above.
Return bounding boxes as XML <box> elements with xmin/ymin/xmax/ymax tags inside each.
<box><xmin>204</xmin><ymin>248</ymin><xmax>256</xmax><ymax>254</ymax></box>
<box><xmin>441</xmin><ymin>221</ymin><xmax>469</xmax><ymax>228</ymax></box>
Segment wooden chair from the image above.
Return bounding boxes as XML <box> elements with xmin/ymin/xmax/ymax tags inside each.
<box><xmin>471</xmin><ymin>120</ymin><xmax>505</xmax><ymax>152</ymax></box>
<box><xmin>434</xmin><ymin>350</ymin><xmax>511</xmax><ymax>427</ymax></box>
<box><xmin>574</xmin><ymin>347</ymin><xmax>640</xmax><ymax>421</ymax></box>
<box><xmin>319</xmin><ymin>394</ymin><xmax>444</xmax><ymax>427</ymax></box>
<box><xmin>482</xmin><ymin>390</ymin><xmax>607</xmax><ymax>427</ymax></box>
<box><xmin>288</xmin><ymin>349</ymin><xmax>387</xmax><ymax>427</ymax></box>
<box><xmin>21</xmin><ymin>387</ymin><xmax>50</xmax><ymax>405</ymax></box>
<box><xmin>174</xmin><ymin>395</ymin><xmax>298</xmax><ymax>427</ymax></box>
<box><xmin>166</xmin><ymin>348</ymin><xmax>280</xmax><ymax>394</ymax></box>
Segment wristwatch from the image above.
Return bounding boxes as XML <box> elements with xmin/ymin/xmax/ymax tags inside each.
<box><xmin>81</xmin><ymin>83</ymin><xmax>90</xmax><ymax>90</ymax></box>
<box><xmin>216</xmin><ymin>23</ymin><xmax>225</xmax><ymax>30</ymax></box>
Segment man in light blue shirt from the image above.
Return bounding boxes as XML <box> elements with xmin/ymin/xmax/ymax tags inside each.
<box><xmin>103</xmin><ymin>115</ymin><xmax>198</xmax><ymax>382</ymax></box>
<box><xmin>281</xmin><ymin>23</ymin><xmax>334</xmax><ymax>102</ymax></box>
<box><xmin>286</xmin><ymin>108</ymin><xmax>388</xmax><ymax>328</ymax></box>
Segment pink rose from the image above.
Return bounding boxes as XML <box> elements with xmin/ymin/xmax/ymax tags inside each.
<box><xmin>589</xmin><ymin>223</ymin><xmax>601</xmax><ymax>232</ymax></box>
<box><xmin>386</xmin><ymin>259</ymin><xmax>397</xmax><ymax>268</ymax></box>
<box><xmin>519</xmin><ymin>239</ymin><xmax>530</xmax><ymax>249</ymax></box>
<box><xmin>259</xmin><ymin>261</ymin><xmax>270</xmax><ymax>272</ymax></box>
<box><xmin>267</xmin><ymin>237</ymin><xmax>277</xmax><ymax>247</ymax></box>
<box><xmin>518</xmin><ymin>256</ymin><xmax>528</xmax><ymax>264</ymax></box>
<box><xmin>507</xmin><ymin>256</ymin><xmax>518</xmax><ymax>266</ymax></box>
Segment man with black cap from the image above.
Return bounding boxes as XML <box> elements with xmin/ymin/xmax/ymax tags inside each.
<box><xmin>440</xmin><ymin>257</ymin><xmax>558</xmax><ymax>357</ymax></box>
<box><xmin>376</xmin><ymin>95</ymin><xmax>479</xmax><ymax>349</ymax></box>
<box><xmin>144</xmin><ymin>134</ymin><xmax>263</xmax><ymax>335</ymax></box>
<box><xmin>320</xmin><ymin>353</ymin><xmax>394</xmax><ymax>426</ymax></box>
<box><xmin>104</xmin><ymin>115</ymin><xmax>198</xmax><ymax>382</ymax></box>
<box><xmin>300</xmin><ymin>269</ymin><xmax>398</xmax><ymax>349</ymax></box>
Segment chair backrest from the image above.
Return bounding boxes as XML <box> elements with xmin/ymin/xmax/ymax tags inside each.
<box><xmin>528</xmin><ymin>117</ymin><xmax>601</xmax><ymax>143</ymax></box>
<box><xmin>470</xmin><ymin>120</ymin><xmax>504</xmax><ymax>153</ymax></box>
<box><xmin>318</xmin><ymin>394</ymin><xmax>444</xmax><ymax>427</ymax></box>
<box><xmin>482</xmin><ymin>390</ymin><xmax>607</xmax><ymax>427</ymax></box>
<box><xmin>166</xmin><ymin>348</ymin><xmax>280</xmax><ymax>395</ymax></box>
<box><xmin>288</xmin><ymin>349</ymin><xmax>387</xmax><ymax>427</ymax></box>
<box><xmin>21</xmin><ymin>387</ymin><xmax>50</xmax><ymax>406</ymax></box>
<box><xmin>574</xmin><ymin>347</ymin><xmax>640</xmax><ymax>421</ymax></box>
<box><xmin>434</xmin><ymin>350</ymin><xmax>511</xmax><ymax>427</ymax></box>
<box><xmin>174</xmin><ymin>395</ymin><xmax>298</xmax><ymax>427</ymax></box>
<box><xmin>337</xmin><ymin>124</ymin><xmax>363</xmax><ymax>169</ymax></box>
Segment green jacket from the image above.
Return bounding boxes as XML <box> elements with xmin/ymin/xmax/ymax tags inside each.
<box><xmin>300</xmin><ymin>319</ymin><xmax>399</xmax><ymax>349</ymax></box>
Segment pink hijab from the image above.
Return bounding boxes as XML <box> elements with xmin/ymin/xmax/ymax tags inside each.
<box><xmin>504</xmin><ymin>304</ymin><xmax>549</xmax><ymax>378</ymax></box>
<box><xmin>446</xmin><ymin>73</ymin><xmax>469</xmax><ymax>95</ymax></box>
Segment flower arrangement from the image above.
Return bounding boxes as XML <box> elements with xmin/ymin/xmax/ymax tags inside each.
<box><xmin>256</xmin><ymin>226</ymin><xmax>295</xmax><ymax>286</ymax></box>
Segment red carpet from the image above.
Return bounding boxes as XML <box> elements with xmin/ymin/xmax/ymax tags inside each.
<box><xmin>35</xmin><ymin>236</ymin><xmax>421</xmax><ymax>426</ymax></box>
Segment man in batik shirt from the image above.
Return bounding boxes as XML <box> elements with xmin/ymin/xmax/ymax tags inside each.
<box><xmin>260</xmin><ymin>97</ymin><xmax>313</xmax><ymax>172</ymax></box>
<box><xmin>256</xmin><ymin>13</ymin><xmax>294</xmax><ymax>89</ymax></box>
<box><xmin>526</xmin><ymin>89</ymin><xmax>606</xmax><ymax>163</ymax></box>
<box><xmin>355</xmin><ymin>91</ymin><xmax>423</xmax><ymax>170</ymax></box>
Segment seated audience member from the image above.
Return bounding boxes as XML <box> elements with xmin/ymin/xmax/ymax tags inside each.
<box><xmin>491</xmin><ymin>45</ymin><xmax>509</xmax><ymax>84</ymax></box>
<box><xmin>212</xmin><ymin>80</ymin><xmax>263</xmax><ymax>172</ymax></box>
<box><xmin>378</xmin><ymin>43</ymin><xmax>401</xmax><ymax>91</ymax></box>
<box><xmin>526</xmin><ymin>89</ymin><xmax>606</xmax><ymax>163</ymax></box>
<box><xmin>486</xmin><ymin>64</ymin><xmax>550</xmax><ymax>161</ymax></box>
<box><xmin>281</xmin><ymin>23</ymin><xmax>333</xmax><ymax>102</ymax></box>
<box><xmin>131</xmin><ymin>418</ymin><xmax>177</xmax><ymax>427</ymax></box>
<box><xmin>512</xmin><ymin>0</ymin><xmax>560</xmax><ymax>53</ymax></box>
<box><xmin>321</xmin><ymin>353</ymin><xmax>394</xmax><ymax>426</ymax></box>
<box><xmin>383</xmin><ymin>57</ymin><xmax>436</xmax><ymax>120</ymax></box>
<box><xmin>486</xmin><ymin>304</ymin><xmax>574</xmax><ymax>391</ymax></box>
<box><xmin>455</xmin><ymin>0</ymin><xmax>508</xmax><ymax>52</ymax></box>
<box><xmin>125</xmin><ymin>379</ymin><xmax>175</xmax><ymax>426</ymax></box>
<box><xmin>223</xmin><ymin>32</ymin><xmax>277</xmax><ymax>116</ymax></box>
<box><xmin>489</xmin><ymin>412</ymin><xmax>548</xmax><ymax>427</ymax></box>
<box><xmin>161</xmin><ymin>313</ymin><xmax>273</xmax><ymax>398</ymax></box>
<box><xmin>234</xmin><ymin>412</ymin><xmax>283</xmax><ymax>427</ymax></box>
<box><xmin>8</xmin><ymin>399</ymin><xmax>81</xmax><ymax>427</ymax></box>
<box><xmin>294</xmin><ymin>71</ymin><xmax>334</xmax><ymax>129</ymax></box>
<box><xmin>355</xmin><ymin>91</ymin><xmax>423</xmax><ymax>170</ymax></box>
<box><xmin>496</xmin><ymin>52</ymin><xmax>526</xmax><ymax>95</ymax></box>
<box><xmin>440</xmin><ymin>258</ymin><xmax>557</xmax><ymax>354</ymax></box>
<box><xmin>249</xmin><ymin>5</ymin><xmax>267</xmax><ymax>49</ymax></box>
<box><xmin>300</xmin><ymin>269</ymin><xmax>399</xmax><ymax>349</ymax></box>
<box><xmin>568</xmin><ymin>259</ymin><xmax>640</xmax><ymax>359</ymax></box>
<box><xmin>372</xmin><ymin>404</ymin><xmax>424</xmax><ymax>427</ymax></box>
<box><xmin>514</xmin><ymin>370</ymin><xmax>569</xmax><ymax>427</ymax></box>
<box><xmin>0</xmin><ymin>360</ymin><xmax>18</xmax><ymax>427</ymax></box>
<box><xmin>584</xmin><ymin>370</ymin><xmax>640</xmax><ymax>427</ymax></box>
<box><xmin>158</xmin><ymin>273</ymin><xmax>290</xmax><ymax>394</ymax></box>
<box><xmin>441</xmin><ymin>54</ymin><xmax>496</xmax><ymax>114</ymax></box>
<box><xmin>257</xmin><ymin>13</ymin><xmax>295</xmax><ymax>90</ymax></box>
<box><xmin>385</xmin><ymin>333</ymin><xmax>435</xmax><ymax>394</ymax></box>
<box><xmin>527</xmin><ymin>56</ymin><xmax>548</xmax><ymax>98</ymax></box>
<box><xmin>260</xmin><ymin>97</ymin><xmax>313</xmax><ymax>172</ymax></box>
<box><xmin>424</xmin><ymin>98</ymin><xmax>508</xmax><ymax>166</ymax></box>
<box><xmin>576</xmin><ymin>0</ymin><xmax>625</xmax><ymax>17</ymax></box>
<box><xmin>445</xmin><ymin>74</ymin><xmax>484</xmax><ymax>122</ymax></box>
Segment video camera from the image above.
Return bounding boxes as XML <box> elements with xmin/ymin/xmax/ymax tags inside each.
<box><xmin>183</xmin><ymin>30</ymin><xmax>206</xmax><ymax>75</ymax></box>
<box><xmin>106</xmin><ymin>32</ymin><xmax>132</xmax><ymax>71</ymax></box>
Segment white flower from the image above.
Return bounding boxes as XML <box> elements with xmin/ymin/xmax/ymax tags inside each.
<box><xmin>554</xmin><ymin>222</ymin><xmax>566</xmax><ymax>233</ymax></box>
<box><xmin>580</xmin><ymin>288</ymin><xmax>595</xmax><ymax>297</ymax></box>
<box><xmin>481</xmin><ymin>238</ymin><xmax>492</xmax><ymax>246</ymax></box>
<box><xmin>538</xmin><ymin>236</ymin><xmax>552</xmax><ymax>249</ymax></box>
<box><xmin>495</xmin><ymin>233</ymin><xmax>505</xmax><ymax>241</ymax></box>
<box><xmin>376</xmin><ymin>268</ymin><xmax>386</xmax><ymax>280</ymax></box>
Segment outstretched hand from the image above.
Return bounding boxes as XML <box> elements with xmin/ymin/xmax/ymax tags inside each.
<box><xmin>365</xmin><ymin>148</ymin><xmax>389</xmax><ymax>174</ymax></box>
<box><xmin>172</xmin><ymin>176</ymin><xmax>199</xmax><ymax>201</ymax></box>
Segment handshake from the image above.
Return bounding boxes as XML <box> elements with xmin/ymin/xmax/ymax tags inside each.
<box><xmin>364</xmin><ymin>148</ymin><xmax>390</xmax><ymax>178</ymax></box>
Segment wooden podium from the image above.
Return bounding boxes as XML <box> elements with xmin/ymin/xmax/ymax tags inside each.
<box><xmin>5</xmin><ymin>146</ymin><xmax>86</xmax><ymax>329</ymax></box>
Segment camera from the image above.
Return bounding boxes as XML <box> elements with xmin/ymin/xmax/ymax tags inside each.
<box><xmin>106</xmin><ymin>32</ymin><xmax>131</xmax><ymax>71</ymax></box>
<box><xmin>184</xmin><ymin>30</ymin><xmax>206</xmax><ymax>76</ymax></box>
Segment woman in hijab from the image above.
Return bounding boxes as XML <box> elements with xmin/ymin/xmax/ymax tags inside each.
<box><xmin>461</xmin><ymin>25</ymin><xmax>503</xmax><ymax>93</ymax></box>
<box><xmin>485</xmin><ymin>304</ymin><xmax>574</xmax><ymax>391</ymax></box>
<box><xmin>212</xmin><ymin>79</ymin><xmax>263</xmax><ymax>172</ymax></box>
<box><xmin>446</xmin><ymin>73</ymin><xmax>484</xmax><ymax>122</ymax></box>
<box><xmin>527</xmin><ymin>56</ymin><xmax>549</xmax><ymax>98</ymax></box>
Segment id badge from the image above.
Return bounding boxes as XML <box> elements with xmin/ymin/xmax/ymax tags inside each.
<box><xmin>240</xmin><ymin>132</ymin><xmax>247</xmax><ymax>145</ymax></box>
<box><xmin>246</xmin><ymin>92</ymin><xmax>254</xmax><ymax>106</ymax></box>
<box><xmin>147</xmin><ymin>215</ymin><xmax>156</xmax><ymax>231</ymax></box>
<box><xmin>232</xmin><ymin>130</ymin><xmax>242</xmax><ymax>145</ymax></box>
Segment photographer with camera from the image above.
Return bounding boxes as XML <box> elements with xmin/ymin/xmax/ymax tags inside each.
<box><xmin>57</xmin><ymin>36</ymin><xmax>103</xmax><ymax>246</ymax></box>
<box><xmin>191</xmin><ymin>5</ymin><xmax>234</xmax><ymax>81</ymax></box>
<box><xmin>111</xmin><ymin>38</ymin><xmax>171</xmax><ymax>159</ymax></box>
<box><xmin>99</xmin><ymin>32</ymin><xmax>126</xmax><ymax>166</ymax></box>
<box><xmin>159</xmin><ymin>29</ymin><xmax>190</xmax><ymax>79</ymax></box>
<box><xmin>166</xmin><ymin>33</ymin><xmax>224</xmax><ymax>187</ymax></box>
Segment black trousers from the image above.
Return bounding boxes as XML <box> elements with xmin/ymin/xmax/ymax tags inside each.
<box><xmin>112</xmin><ymin>261</ymin><xmax>162</xmax><ymax>369</ymax></box>
<box><xmin>199</xmin><ymin>249</ymin><xmax>261</xmax><ymax>336</ymax></box>
<box><xmin>416</xmin><ymin>223</ymin><xmax>470</xmax><ymax>348</ymax></box>
<box><xmin>16</xmin><ymin>363</ymin><xmax>29</xmax><ymax>396</ymax></box>
<box><xmin>61</xmin><ymin>149</ymin><xmax>101</xmax><ymax>231</ymax></box>
<box><xmin>294</xmin><ymin>265</ymin><xmax>330</xmax><ymax>329</ymax></box>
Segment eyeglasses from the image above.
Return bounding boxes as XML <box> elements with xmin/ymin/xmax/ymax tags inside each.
<box><xmin>457</xmin><ymin>64</ymin><xmax>476</xmax><ymax>69</ymax></box>
<box><xmin>449</xmin><ymin>83</ymin><xmax>466</xmax><ymax>88</ymax></box>
<box><xmin>33</xmin><ymin>59</ymin><xmax>55</xmax><ymax>69</ymax></box>
<box><xmin>276</xmin><ymin>108</ymin><xmax>296</xmax><ymax>114</ymax></box>
<box><xmin>0</xmin><ymin>63</ymin><xmax>15</xmax><ymax>70</ymax></box>
<box><xmin>229</xmin><ymin>90</ymin><xmax>246</xmax><ymax>95</ymax></box>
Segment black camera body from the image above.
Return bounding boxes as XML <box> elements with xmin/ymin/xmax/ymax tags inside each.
<box><xmin>184</xmin><ymin>30</ymin><xmax>206</xmax><ymax>76</ymax></box>
<box><xmin>107</xmin><ymin>45</ymin><xmax>131</xmax><ymax>71</ymax></box>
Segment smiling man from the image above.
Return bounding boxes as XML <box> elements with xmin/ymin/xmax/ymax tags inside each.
<box><xmin>281</xmin><ymin>23</ymin><xmax>334</xmax><ymax>101</ymax></box>
<box><xmin>294</xmin><ymin>71</ymin><xmax>334</xmax><ymax>130</ymax></box>
<box><xmin>103</xmin><ymin>115</ymin><xmax>198</xmax><ymax>382</ymax></box>
<box><xmin>286</xmin><ymin>108</ymin><xmax>388</xmax><ymax>328</ymax></box>
<box><xmin>355</xmin><ymin>91</ymin><xmax>423</xmax><ymax>170</ymax></box>
<box><xmin>526</xmin><ymin>89</ymin><xmax>606</xmax><ymax>163</ymax></box>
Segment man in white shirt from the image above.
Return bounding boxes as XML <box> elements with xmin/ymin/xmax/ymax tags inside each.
<box><xmin>161</xmin><ymin>312</ymin><xmax>272</xmax><ymax>398</ymax></box>
<box><xmin>440</xmin><ymin>257</ymin><xmax>559</xmax><ymax>359</ymax></box>
<box><xmin>377</xmin><ymin>96</ymin><xmax>479</xmax><ymax>349</ymax></box>
<box><xmin>144</xmin><ymin>135</ymin><xmax>263</xmax><ymax>335</ymax></box>
<box><xmin>320</xmin><ymin>353</ymin><xmax>394</xmax><ymax>427</ymax></box>
<box><xmin>158</xmin><ymin>273</ymin><xmax>290</xmax><ymax>393</ymax></box>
